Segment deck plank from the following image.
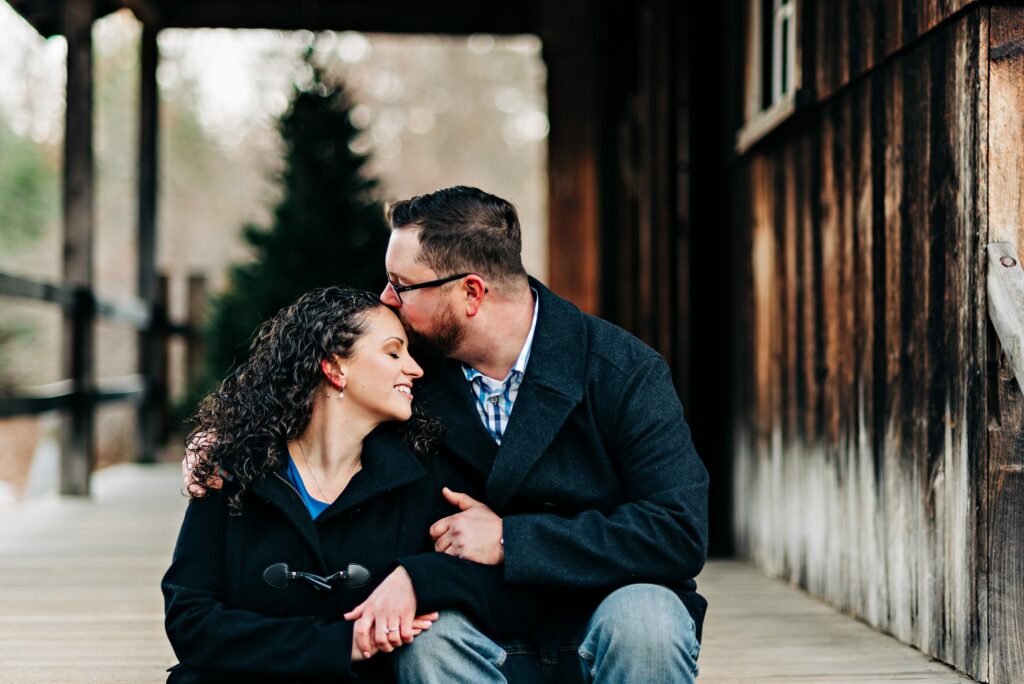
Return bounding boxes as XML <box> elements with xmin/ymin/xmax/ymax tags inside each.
<box><xmin>0</xmin><ymin>464</ymin><xmax>979</xmax><ymax>683</ymax></box>
<box><xmin>696</xmin><ymin>561</ymin><xmax>977</xmax><ymax>682</ymax></box>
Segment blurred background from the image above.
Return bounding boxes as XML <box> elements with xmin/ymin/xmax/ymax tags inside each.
<box><xmin>0</xmin><ymin>5</ymin><xmax>549</xmax><ymax>505</ymax></box>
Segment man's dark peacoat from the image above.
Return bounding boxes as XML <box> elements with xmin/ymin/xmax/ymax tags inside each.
<box><xmin>403</xmin><ymin>278</ymin><xmax>710</xmax><ymax>652</ymax></box>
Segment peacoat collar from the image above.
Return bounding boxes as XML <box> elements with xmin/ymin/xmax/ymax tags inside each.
<box><xmin>419</xmin><ymin>277</ymin><xmax>587</xmax><ymax>511</ymax></box>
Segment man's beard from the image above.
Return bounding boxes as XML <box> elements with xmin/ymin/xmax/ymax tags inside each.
<box><xmin>402</xmin><ymin>302</ymin><xmax>465</xmax><ymax>361</ymax></box>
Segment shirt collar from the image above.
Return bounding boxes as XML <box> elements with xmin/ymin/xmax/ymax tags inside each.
<box><xmin>463</xmin><ymin>288</ymin><xmax>539</xmax><ymax>383</ymax></box>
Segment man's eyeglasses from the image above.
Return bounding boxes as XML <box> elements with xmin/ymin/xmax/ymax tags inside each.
<box><xmin>385</xmin><ymin>271</ymin><xmax>471</xmax><ymax>305</ymax></box>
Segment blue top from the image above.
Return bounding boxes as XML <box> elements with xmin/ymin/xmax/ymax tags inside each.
<box><xmin>285</xmin><ymin>455</ymin><xmax>331</xmax><ymax>520</ymax></box>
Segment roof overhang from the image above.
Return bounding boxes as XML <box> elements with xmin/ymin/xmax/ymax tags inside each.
<box><xmin>7</xmin><ymin>0</ymin><xmax>544</xmax><ymax>38</ymax></box>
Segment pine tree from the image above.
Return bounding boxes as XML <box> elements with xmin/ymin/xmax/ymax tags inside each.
<box><xmin>190</xmin><ymin>62</ymin><xmax>388</xmax><ymax>404</ymax></box>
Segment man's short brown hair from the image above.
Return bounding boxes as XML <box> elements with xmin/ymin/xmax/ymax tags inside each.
<box><xmin>385</xmin><ymin>186</ymin><xmax>528</xmax><ymax>285</ymax></box>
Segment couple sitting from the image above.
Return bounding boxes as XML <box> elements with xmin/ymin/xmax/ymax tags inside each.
<box><xmin>164</xmin><ymin>186</ymin><xmax>708</xmax><ymax>683</ymax></box>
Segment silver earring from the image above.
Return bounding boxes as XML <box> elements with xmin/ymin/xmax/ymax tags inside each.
<box><xmin>337</xmin><ymin>388</ymin><xmax>345</xmax><ymax>400</ymax></box>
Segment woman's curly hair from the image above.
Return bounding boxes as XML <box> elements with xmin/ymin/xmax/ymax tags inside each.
<box><xmin>187</xmin><ymin>286</ymin><xmax>441</xmax><ymax>510</ymax></box>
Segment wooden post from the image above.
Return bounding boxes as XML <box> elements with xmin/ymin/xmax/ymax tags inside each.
<box><xmin>137</xmin><ymin>24</ymin><xmax>160</xmax><ymax>463</ymax></box>
<box><xmin>186</xmin><ymin>274</ymin><xmax>208</xmax><ymax>394</ymax></box>
<box><xmin>157</xmin><ymin>274</ymin><xmax>171</xmax><ymax>444</ymax></box>
<box><xmin>541</xmin><ymin>0</ymin><xmax>601</xmax><ymax>314</ymax></box>
<box><xmin>60</xmin><ymin>0</ymin><xmax>95</xmax><ymax>496</ymax></box>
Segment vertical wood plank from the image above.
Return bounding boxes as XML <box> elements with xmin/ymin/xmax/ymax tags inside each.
<box><xmin>542</xmin><ymin>0</ymin><xmax>600</xmax><ymax>314</ymax></box>
<box><xmin>986</xmin><ymin>7</ymin><xmax>1024</xmax><ymax>683</ymax></box>
<box><xmin>60</xmin><ymin>0</ymin><xmax>95</xmax><ymax>496</ymax></box>
<box><xmin>185</xmin><ymin>274</ymin><xmax>207</xmax><ymax>396</ymax></box>
<box><xmin>835</xmin><ymin>91</ymin><xmax>856</xmax><ymax>615</ymax></box>
<box><xmin>881</xmin><ymin>47</ymin><xmax>910</xmax><ymax>644</ymax></box>
<box><xmin>966</xmin><ymin>6</ymin><xmax>991</xmax><ymax>679</ymax></box>
<box><xmin>137</xmin><ymin>24</ymin><xmax>160</xmax><ymax>464</ymax></box>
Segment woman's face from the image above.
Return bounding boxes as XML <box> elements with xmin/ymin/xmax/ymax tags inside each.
<box><xmin>340</xmin><ymin>306</ymin><xmax>424</xmax><ymax>423</ymax></box>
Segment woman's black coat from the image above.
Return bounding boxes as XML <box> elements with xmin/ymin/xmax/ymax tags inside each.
<box><xmin>162</xmin><ymin>426</ymin><xmax>535</xmax><ymax>684</ymax></box>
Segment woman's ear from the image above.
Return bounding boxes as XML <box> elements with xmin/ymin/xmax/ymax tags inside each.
<box><xmin>320</xmin><ymin>357</ymin><xmax>346</xmax><ymax>391</ymax></box>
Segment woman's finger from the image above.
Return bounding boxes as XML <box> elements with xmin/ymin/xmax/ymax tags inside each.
<box><xmin>354</xmin><ymin>615</ymin><xmax>374</xmax><ymax>659</ymax></box>
<box><xmin>387</xmin><ymin>619</ymin><xmax>404</xmax><ymax>648</ymax></box>
<box><xmin>411</xmin><ymin>619</ymin><xmax>434</xmax><ymax>630</ymax></box>
<box><xmin>343</xmin><ymin>603</ymin><xmax>366</xmax><ymax>620</ymax></box>
<box><xmin>375</xmin><ymin>619</ymin><xmax>395</xmax><ymax>653</ymax></box>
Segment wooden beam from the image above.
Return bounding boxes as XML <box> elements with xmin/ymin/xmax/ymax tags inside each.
<box><xmin>60</xmin><ymin>0</ymin><xmax>95</xmax><ymax>497</ymax></box>
<box><xmin>541</xmin><ymin>0</ymin><xmax>601</xmax><ymax>314</ymax></box>
<box><xmin>156</xmin><ymin>0</ymin><xmax>541</xmax><ymax>34</ymax></box>
<box><xmin>137</xmin><ymin>24</ymin><xmax>161</xmax><ymax>464</ymax></box>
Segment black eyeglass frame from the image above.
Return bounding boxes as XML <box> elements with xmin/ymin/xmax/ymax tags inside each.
<box><xmin>385</xmin><ymin>271</ymin><xmax>472</xmax><ymax>305</ymax></box>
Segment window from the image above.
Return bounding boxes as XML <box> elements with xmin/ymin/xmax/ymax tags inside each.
<box><xmin>737</xmin><ymin>0</ymin><xmax>800</xmax><ymax>153</ymax></box>
<box><xmin>768</xmin><ymin>0</ymin><xmax>796</xmax><ymax>105</ymax></box>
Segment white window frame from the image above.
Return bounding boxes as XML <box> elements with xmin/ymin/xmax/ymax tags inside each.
<box><xmin>736</xmin><ymin>0</ymin><xmax>800</xmax><ymax>154</ymax></box>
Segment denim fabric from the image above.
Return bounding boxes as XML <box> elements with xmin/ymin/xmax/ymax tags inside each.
<box><xmin>394</xmin><ymin>584</ymin><xmax>700</xmax><ymax>684</ymax></box>
<box><xmin>578</xmin><ymin>584</ymin><xmax>700</xmax><ymax>683</ymax></box>
<box><xmin>393</xmin><ymin>611</ymin><xmax>508</xmax><ymax>684</ymax></box>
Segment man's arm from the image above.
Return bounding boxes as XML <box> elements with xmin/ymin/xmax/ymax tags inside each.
<box><xmin>426</xmin><ymin>356</ymin><xmax>708</xmax><ymax>586</ymax></box>
<box><xmin>502</xmin><ymin>356</ymin><xmax>708</xmax><ymax>587</ymax></box>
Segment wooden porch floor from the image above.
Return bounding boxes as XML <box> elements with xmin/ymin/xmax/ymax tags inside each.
<box><xmin>0</xmin><ymin>464</ymin><xmax>977</xmax><ymax>683</ymax></box>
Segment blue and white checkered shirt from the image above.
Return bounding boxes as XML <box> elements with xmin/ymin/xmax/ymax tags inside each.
<box><xmin>462</xmin><ymin>291</ymin><xmax>539</xmax><ymax>444</ymax></box>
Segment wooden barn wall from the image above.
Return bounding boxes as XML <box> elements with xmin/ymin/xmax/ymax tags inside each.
<box><xmin>731</xmin><ymin>7</ymin><xmax>995</xmax><ymax>679</ymax></box>
<box><xmin>986</xmin><ymin>8</ymin><xmax>1024</xmax><ymax>683</ymax></box>
<box><xmin>807</xmin><ymin>0</ymin><xmax>977</xmax><ymax>100</ymax></box>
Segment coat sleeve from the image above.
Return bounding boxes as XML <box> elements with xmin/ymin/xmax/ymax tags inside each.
<box><xmin>396</xmin><ymin>553</ymin><xmax>543</xmax><ymax>637</ymax></box>
<box><xmin>394</xmin><ymin>454</ymin><xmax>545</xmax><ymax>637</ymax></box>
<box><xmin>501</xmin><ymin>356</ymin><xmax>709</xmax><ymax>588</ymax></box>
<box><xmin>162</xmin><ymin>494</ymin><xmax>355</xmax><ymax>682</ymax></box>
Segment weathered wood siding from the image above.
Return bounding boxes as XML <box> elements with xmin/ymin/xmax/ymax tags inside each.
<box><xmin>986</xmin><ymin>8</ymin><xmax>1024</xmax><ymax>683</ymax></box>
<box><xmin>807</xmin><ymin>0</ymin><xmax>976</xmax><ymax>99</ymax></box>
<box><xmin>731</xmin><ymin>7</ymin><xmax>1006</xmax><ymax>680</ymax></box>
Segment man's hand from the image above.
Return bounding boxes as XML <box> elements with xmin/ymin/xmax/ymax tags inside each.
<box><xmin>182</xmin><ymin>430</ymin><xmax>223</xmax><ymax>496</ymax></box>
<box><xmin>344</xmin><ymin>566</ymin><xmax>438</xmax><ymax>657</ymax></box>
<box><xmin>429</xmin><ymin>487</ymin><xmax>504</xmax><ymax>565</ymax></box>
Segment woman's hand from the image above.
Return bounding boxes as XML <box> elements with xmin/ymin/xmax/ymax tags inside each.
<box><xmin>182</xmin><ymin>430</ymin><xmax>223</xmax><ymax>495</ymax></box>
<box><xmin>348</xmin><ymin>613</ymin><xmax>437</xmax><ymax>662</ymax></box>
<box><xmin>344</xmin><ymin>566</ymin><xmax>438</xmax><ymax>657</ymax></box>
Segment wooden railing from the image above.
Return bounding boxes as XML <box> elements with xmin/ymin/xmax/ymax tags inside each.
<box><xmin>0</xmin><ymin>269</ymin><xmax>201</xmax><ymax>492</ymax></box>
<box><xmin>988</xmin><ymin>243</ymin><xmax>1024</xmax><ymax>390</ymax></box>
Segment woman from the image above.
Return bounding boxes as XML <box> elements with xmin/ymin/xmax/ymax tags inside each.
<box><xmin>163</xmin><ymin>287</ymin><xmax>532</xmax><ymax>683</ymax></box>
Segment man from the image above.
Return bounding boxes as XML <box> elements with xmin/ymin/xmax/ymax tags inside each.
<box><xmin>370</xmin><ymin>186</ymin><xmax>707</xmax><ymax>682</ymax></box>
<box><xmin>186</xmin><ymin>186</ymin><xmax>708</xmax><ymax>682</ymax></box>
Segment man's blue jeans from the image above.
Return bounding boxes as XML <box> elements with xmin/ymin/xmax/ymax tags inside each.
<box><xmin>394</xmin><ymin>583</ymin><xmax>701</xmax><ymax>683</ymax></box>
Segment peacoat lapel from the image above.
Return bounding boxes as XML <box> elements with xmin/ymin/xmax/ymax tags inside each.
<box><xmin>417</xmin><ymin>359</ymin><xmax>500</xmax><ymax>476</ymax></box>
<box><xmin>484</xmin><ymin>280</ymin><xmax>586</xmax><ymax>511</ymax></box>
<box><xmin>251</xmin><ymin>449</ymin><xmax>327</xmax><ymax>568</ymax></box>
<box><xmin>414</xmin><ymin>280</ymin><xmax>588</xmax><ymax>511</ymax></box>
